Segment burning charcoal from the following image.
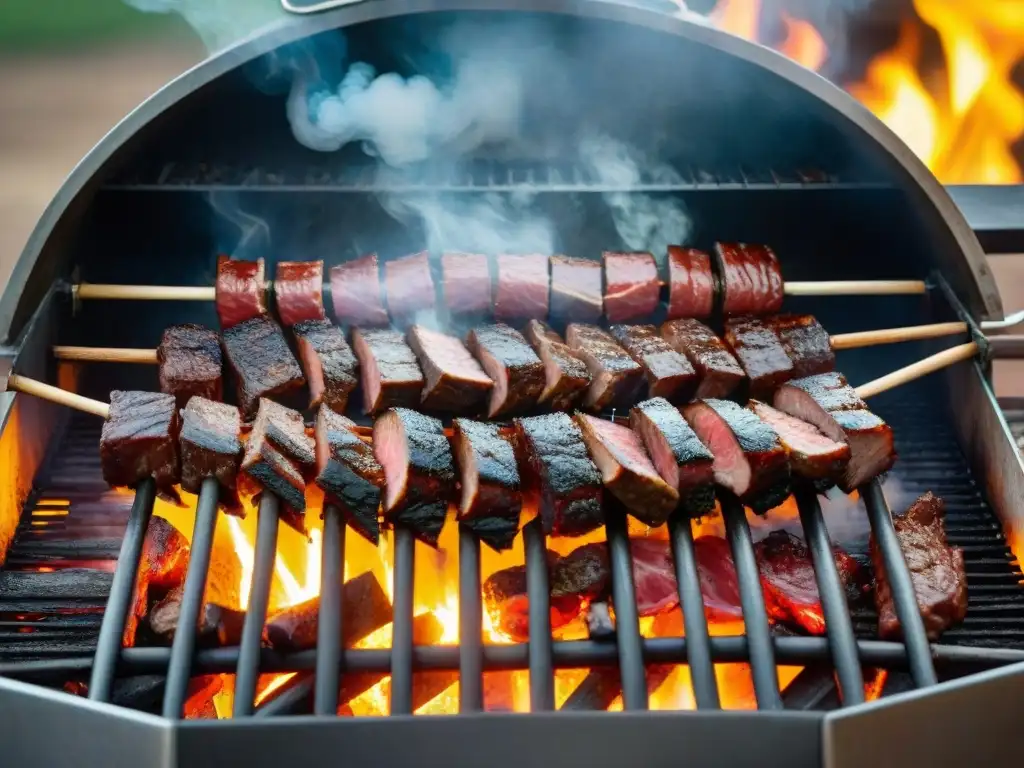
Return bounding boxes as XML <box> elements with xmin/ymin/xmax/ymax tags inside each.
<box><xmin>466</xmin><ymin>323</ymin><xmax>544</xmax><ymax>418</ymax></box>
<box><xmin>451</xmin><ymin>419</ymin><xmax>522</xmax><ymax>551</ymax></box>
<box><xmin>147</xmin><ymin>585</ymin><xmax>247</xmax><ymax>646</ymax></box>
<box><xmin>241</xmin><ymin>430</ymin><xmax>308</xmax><ymax>536</ymax></box>
<box><xmin>549</xmin><ymin>254</ymin><xmax>602</xmax><ymax>323</ymax></box>
<box><xmin>603</xmin><ymin>251</ymin><xmax>659</xmax><ymax>324</ymax></box>
<box><xmin>275</xmin><ymin>260</ymin><xmax>325</xmax><ymax>327</ymax></box>
<box><xmin>100</xmin><ymin>390</ymin><xmax>181</xmax><ymax>503</ymax></box>
<box><xmin>551</xmin><ymin>542</ymin><xmax>610</xmax><ymax>604</ymax></box>
<box><xmin>385</xmin><ymin>251</ymin><xmax>435</xmax><ymax>320</ymax></box>
<box><xmin>315</xmin><ymin>406</ymin><xmax>384</xmax><ymax>544</ymax></box>
<box><xmin>441</xmin><ymin>252</ymin><xmax>491</xmax><ymax>317</ymax></box>
<box><xmin>661</xmin><ymin>318</ymin><xmax>746</xmax><ymax>399</ymax></box>
<box><xmin>565</xmin><ymin>323</ymin><xmax>644</xmax><ymax>411</ymax></box>
<box><xmin>524</xmin><ymin>319</ymin><xmax>591</xmax><ymax>411</ymax></box>
<box><xmin>251</xmin><ymin>398</ymin><xmax>315</xmax><ymax>472</ymax></box>
<box><xmin>609</xmin><ymin>324</ymin><xmax>698</xmax><ymax>403</ymax></box>
<box><xmin>66</xmin><ymin>675</ymin><xmax>223</xmax><ymax>717</ymax></box>
<box><xmin>482</xmin><ymin>557</ymin><xmax>583</xmax><ymax>641</ymax></box>
<box><xmin>330</xmin><ymin>253</ymin><xmax>388</xmax><ymax>327</ymax></box>
<box><xmin>372</xmin><ymin>408</ymin><xmax>455</xmax><ymax>546</ymax></box>
<box><xmin>157</xmin><ymin>323</ymin><xmax>222</xmax><ymax>409</ymax></box>
<box><xmin>493</xmin><ymin>253</ymin><xmax>549</xmax><ymax>321</ymax></box>
<box><xmin>561</xmin><ymin>665</ymin><xmax>675</xmax><ymax>711</ymax></box>
<box><xmin>179</xmin><ymin>397</ymin><xmax>243</xmax><ymax>513</ymax></box>
<box><xmin>714</xmin><ymin>243</ymin><xmax>784</xmax><ymax>316</ymax></box>
<box><xmin>141</xmin><ymin>517</ymin><xmax>190</xmax><ymax>592</ymax></box>
<box><xmin>724</xmin><ymin>316</ymin><xmax>795</xmax><ymax>399</ymax></box>
<box><xmin>586</xmin><ymin>601</ymin><xmax>615</xmax><ymax>639</ymax></box>
<box><xmin>749</xmin><ymin>400</ymin><xmax>849</xmax><ymax>488</ymax></box>
<box><xmin>406</xmin><ymin>325</ymin><xmax>493</xmax><ymax>413</ymax></box>
<box><xmin>221</xmin><ymin>315</ymin><xmax>305</xmax><ymax>419</ymax></box>
<box><xmin>216</xmin><ymin>255</ymin><xmax>267</xmax><ymax>329</ymax></box>
<box><xmin>666</xmin><ymin>246</ymin><xmax>714</xmax><ymax>320</ymax></box>
<box><xmin>293</xmin><ymin>318</ymin><xmax>358</xmax><ymax>412</ymax></box>
<box><xmin>351</xmin><ymin>327</ymin><xmax>424</xmax><ymax>415</ymax></box>
<box><xmin>768</xmin><ymin>314</ymin><xmax>835</xmax><ymax>378</ymax></box>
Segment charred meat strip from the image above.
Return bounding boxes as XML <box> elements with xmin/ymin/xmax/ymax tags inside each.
<box><xmin>550</xmin><ymin>255</ymin><xmax>602</xmax><ymax>323</ymax></box>
<box><xmin>666</xmin><ymin>246</ymin><xmax>715</xmax><ymax>320</ymax></box>
<box><xmin>566</xmin><ymin>323</ymin><xmax>644</xmax><ymax>411</ymax></box>
<box><xmin>216</xmin><ymin>255</ymin><xmax>267</xmax><ymax>330</ymax></box>
<box><xmin>661</xmin><ymin>318</ymin><xmax>745</xmax><ymax>399</ymax></box>
<box><xmin>241</xmin><ymin>418</ymin><xmax>308</xmax><ymax>536</ymax></box>
<box><xmin>603</xmin><ymin>251</ymin><xmax>660</xmax><ymax>324</ymax></box>
<box><xmin>251</xmin><ymin>398</ymin><xmax>315</xmax><ymax>472</ymax></box>
<box><xmin>441</xmin><ymin>252</ymin><xmax>491</xmax><ymax>316</ymax></box>
<box><xmin>385</xmin><ymin>251</ymin><xmax>435</xmax><ymax>320</ymax></box>
<box><xmin>769</xmin><ymin>314</ymin><xmax>835</xmax><ymax>378</ymax></box>
<box><xmin>221</xmin><ymin>316</ymin><xmax>305</xmax><ymax>419</ymax></box>
<box><xmin>275</xmin><ymin>260</ymin><xmax>325</xmax><ymax>327</ymax></box>
<box><xmin>100</xmin><ymin>391</ymin><xmax>181</xmax><ymax>502</ymax></box>
<box><xmin>871</xmin><ymin>492</ymin><xmax>967</xmax><ymax>641</ymax></box>
<box><xmin>630</xmin><ymin>397</ymin><xmax>715</xmax><ymax>517</ymax></box>
<box><xmin>514</xmin><ymin>413</ymin><xmax>604</xmax><ymax>537</ymax></box>
<box><xmin>714</xmin><ymin>243</ymin><xmax>784</xmax><ymax>316</ymax></box>
<box><xmin>494</xmin><ymin>254</ymin><xmax>549</xmax><ymax>321</ymax></box>
<box><xmin>610</xmin><ymin>324</ymin><xmax>697</xmax><ymax>403</ymax></box>
<box><xmin>141</xmin><ymin>518</ymin><xmax>190</xmax><ymax>592</ymax></box>
<box><xmin>292</xmin><ymin>319</ymin><xmax>358</xmax><ymax>413</ymax></box>
<box><xmin>683</xmin><ymin>398</ymin><xmax>790</xmax><ymax>513</ymax></box>
<box><xmin>749</xmin><ymin>400</ymin><xmax>849</xmax><ymax>487</ymax></box>
<box><xmin>351</xmin><ymin>327</ymin><xmax>424</xmax><ymax>415</ymax></box>
<box><xmin>724</xmin><ymin>316</ymin><xmax>794</xmax><ymax>399</ymax></box>
<box><xmin>179</xmin><ymin>397</ymin><xmax>243</xmax><ymax>513</ymax></box>
<box><xmin>157</xmin><ymin>323</ymin><xmax>222</xmax><ymax>409</ymax></box>
<box><xmin>482</xmin><ymin>554</ymin><xmax>581</xmax><ymax>641</ymax></box>
<box><xmin>451</xmin><ymin>419</ymin><xmax>522</xmax><ymax>551</ymax></box>
<box><xmin>315</xmin><ymin>406</ymin><xmax>384</xmax><ymax>544</ymax></box>
<box><xmin>467</xmin><ymin>323</ymin><xmax>544</xmax><ymax>418</ymax></box>
<box><xmin>575</xmin><ymin>414</ymin><xmax>679</xmax><ymax>526</ymax></box>
<box><xmin>372</xmin><ymin>408</ymin><xmax>455</xmax><ymax>546</ymax></box>
<box><xmin>330</xmin><ymin>253</ymin><xmax>388</xmax><ymax>327</ymax></box>
<box><xmin>524</xmin><ymin>320</ymin><xmax>591</xmax><ymax>411</ymax></box>
<box><xmin>407</xmin><ymin>324</ymin><xmax>493</xmax><ymax>413</ymax></box>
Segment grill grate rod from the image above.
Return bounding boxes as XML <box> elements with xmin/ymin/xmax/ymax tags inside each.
<box><xmin>524</xmin><ymin>517</ymin><xmax>555</xmax><ymax>710</ymax></box>
<box><xmin>87</xmin><ymin>478</ymin><xmax>156</xmax><ymax>702</ymax></box>
<box><xmin>314</xmin><ymin>504</ymin><xmax>345</xmax><ymax>715</ymax></box>
<box><xmin>458</xmin><ymin>525</ymin><xmax>484</xmax><ymax>712</ymax></box>
<box><xmin>606</xmin><ymin>506</ymin><xmax>648</xmax><ymax>710</ymax></box>
<box><xmin>390</xmin><ymin>526</ymin><xmax>416</xmax><ymax>715</ymax></box>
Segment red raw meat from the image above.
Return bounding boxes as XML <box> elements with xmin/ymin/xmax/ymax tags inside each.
<box><xmin>494</xmin><ymin>254</ymin><xmax>549</xmax><ymax>321</ymax></box>
<box><xmin>629</xmin><ymin>538</ymin><xmax>681</xmax><ymax>616</ymax></box>
<box><xmin>603</xmin><ymin>251</ymin><xmax>660</xmax><ymax>324</ymax></box>
<box><xmin>386</xmin><ymin>251</ymin><xmax>436</xmax><ymax>319</ymax></box>
<box><xmin>550</xmin><ymin>255</ymin><xmax>602</xmax><ymax>322</ymax></box>
<box><xmin>441</xmin><ymin>252</ymin><xmax>491</xmax><ymax>315</ymax></box>
<box><xmin>666</xmin><ymin>246</ymin><xmax>715</xmax><ymax>320</ymax></box>
<box><xmin>330</xmin><ymin>253</ymin><xmax>388</xmax><ymax>327</ymax></box>
<box><xmin>274</xmin><ymin>260</ymin><xmax>325</xmax><ymax>327</ymax></box>
<box><xmin>215</xmin><ymin>255</ymin><xmax>267</xmax><ymax>330</ymax></box>
<box><xmin>693</xmin><ymin>536</ymin><xmax>744</xmax><ymax>621</ymax></box>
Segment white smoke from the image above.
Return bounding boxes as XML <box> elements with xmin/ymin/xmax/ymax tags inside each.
<box><xmin>124</xmin><ymin>0</ymin><xmax>276</xmax><ymax>51</ymax></box>
<box><xmin>207</xmin><ymin>191</ymin><xmax>271</xmax><ymax>261</ymax></box>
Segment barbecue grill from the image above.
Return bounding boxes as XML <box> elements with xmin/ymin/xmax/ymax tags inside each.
<box><xmin>2</xmin><ymin>2</ymin><xmax>1024</xmax><ymax>767</ymax></box>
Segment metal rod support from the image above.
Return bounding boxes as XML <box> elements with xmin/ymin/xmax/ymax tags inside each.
<box><xmin>314</xmin><ymin>505</ymin><xmax>345</xmax><ymax>716</ymax></box>
<box><xmin>524</xmin><ymin>517</ymin><xmax>554</xmax><ymax>711</ymax></box>
<box><xmin>390</xmin><ymin>527</ymin><xmax>415</xmax><ymax>715</ymax></box>
<box><xmin>458</xmin><ymin>524</ymin><xmax>483</xmax><ymax>712</ymax></box>
<box><xmin>606</xmin><ymin>507</ymin><xmax>648</xmax><ymax>711</ymax></box>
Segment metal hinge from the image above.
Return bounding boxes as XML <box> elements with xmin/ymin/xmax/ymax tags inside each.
<box><xmin>281</xmin><ymin>0</ymin><xmax>370</xmax><ymax>13</ymax></box>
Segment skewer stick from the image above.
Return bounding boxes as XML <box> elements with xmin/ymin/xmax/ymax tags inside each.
<box><xmin>854</xmin><ymin>342</ymin><xmax>979</xmax><ymax>400</ymax></box>
<box><xmin>784</xmin><ymin>280</ymin><xmax>927</xmax><ymax>296</ymax></box>
<box><xmin>6</xmin><ymin>374</ymin><xmax>109</xmax><ymax>418</ymax></box>
<box><xmin>52</xmin><ymin>346</ymin><xmax>158</xmax><ymax>364</ymax></box>
<box><xmin>76</xmin><ymin>284</ymin><xmax>215</xmax><ymax>301</ymax></box>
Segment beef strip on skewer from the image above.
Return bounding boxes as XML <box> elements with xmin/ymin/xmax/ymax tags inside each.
<box><xmin>514</xmin><ymin>413</ymin><xmax>604</xmax><ymax>537</ymax></box>
<box><xmin>661</xmin><ymin>318</ymin><xmax>745</xmax><ymax>399</ymax></box>
<box><xmin>524</xmin><ymin>320</ymin><xmax>591</xmax><ymax>411</ymax></box>
<box><xmin>179</xmin><ymin>397</ymin><xmax>243</xmax><ymax>514</ymax></box>
<box><xmin>275</xmin><ymin>260</ymin><xmax>326</xmax><ymax>327</ymax></box>
<box><xmin>609</xmin><ymin>324</ymin><xmax>698</xmax><ymax>403</ymax></box>
<box><xmin>467</xmin><ymin>323</ymin><xmax>545</xmax><ymax>418</ymax></box>
<box><xmin>666</xmin><ymin>246</ymin><xmax>715</xmax><ymax>320</ymax></box>
<box><xmin>713</xmin><ymin>243</ymin><xmax>784</xmax><ymax>316</ymax></box>
<box><xmin>441</xmin><ymin>252</ymin><xmax>491</xmax><ymax>317</ymax></box>
<box><xmin>157</xmin><ymin>323</ymin><xmax>222</xmax><ymax>409</ymax></box>
<box><xmin>550</xmin><ymin>255</ymin><xmax>602</xmax><ymax>323</ymax></box>
<box><xmin>315</xmin><ymin>406</ymin><xmax>384</xmax><ymax>544</ymax></box>
<box><xmin>216</xmin><ymin>255</ymin><xmax>267</xmax><ymax>330</ymax></box>
<box><xmin>252</xmin><ymin>398</ymin><xmax>316</xmax><ymax>472</ymax></box>
<box><xmin>748</xmin><ymin>400</ymin><xmax>849</xmax><ymax>488</ymax></box>
<box><xmin>603</xmin><ymin>251</ymin><xmax>660</xmax><ymax>324</ymax></box>
<box><xmin>768</xmin><ymin>314</ymin><xmax>835</xmax><ymax>378</ymax></box>
<box><xmin>292</xmin><ymin>319</ymin><xmax>358</xmax><ymax>413</ymax></box>
<box><xmin>221</xmin><ymin>315</ymin><xmax>305</xmax><ymax>419</ymax></box>
<box><xmin>683</xmin><ymin>398</ymin><xmax>791</xmax><ymax>513</ymax></box>
<box><xmin>373</xmin><ymin>408</ymin><xmax>455</xmax><ymax>546</ymax></box>
<box><xmin>871</xmin><ymin>492</ymin><xmax>967</xmax><ymax>640</ymax></box>
<box><xmin>630</xmin><ymin>397</ymin><xmax>715</xmax><ymax>517</ymax></box>
<box><xmin>494</xmin><ymin>254</ymin><xmax>550</xmax><ymax>321</ymax></box>
<box><xmin>100</xmin><ymin>391</ymin><xmax>181</xmax><ymax>503</ymax></box>
<box><xmin>566</xmin><ymin>323</ymin><xmax>644</xmax><ymax>411</ymax></box>
<box><xmin>773</xmin><ymin>371</ymin><xmax>896</xmax><ymax>492</ymax></box>
<box><xmin>451</xmin><ymin>419</ymin><xmax>522</xmax><ymax>551</ymax></box>
<box><xmin>407</xmin><ymin>325</ymin><xmax>493</xmax><ymax>413</ymax></box>
<box><xmin>723</xmin><ymin>316</ymin><xmax>795</xmax><ymax>400</ymax></box>
<box><xmin>351</xmin><ymin>327</ymin><xmax>425</xmax><ymax>415</ymax></box>
<box><xmin>385</xmin><ymin>251</ymin><xmax>436</xmax><ymax>321</ymax></box>
<box><xmin>330</xmin><ymin>253</ymin><xmax>389</xmax><ymax>327</ymax></box>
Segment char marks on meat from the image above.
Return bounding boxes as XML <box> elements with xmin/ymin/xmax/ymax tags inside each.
<box><xmin>565</xmin><ymin>323</ymin><xmax>644</xmax><ymax>411</ymax></box>
<box><xmin>315</xmin><ymin>406</ymin><xmax>384</xmax><ymax>544</ymax></box>
<box><xmin>385</xmin><ymin>251</ymin><xmax>435</xmax><ymax>320</ymax></box>
<box><xmin>407</xmin><ymin>325</ymin><xmax>493</xmax><ymax>413</ymax></box>
<box><xmin>221</xmin><ymin>316</ymin><xmax>305</xmax><ymax>419</ymax></box>
<box><xmin>494</xmin><ymin>254</ymin><xmax>549</xmax><ymax>321</ymax></box>
<box><xmin>275</xmin><ymin>260</ymin><xmax>325</xmax><ymax>327</ymax></box>
<box><xmin>769</xmin><ymin>314</ymin><xmax>835</xmax><ymax>378</ymax></box>
<box><xmin>179</xmin><ymin>397</ymin><xmax>243</xmax><ymax>513</ymax></box>
<box><xmin>451</xmin><ymin>419</ymin><xmax>522</xmax><ymax>551</ymax></box>
<box><xmin>351</xmin><ymin>327</ymin><xmax>424</xmax><ymax>415</ymax></box>
<box><xmin>330</xmin><ymin>253</ymin><xmax>388</xmax><ymax>327</ymax></box>
<box><xmin>749</xmin><ymin>400</ymin><xmax>849</xmax><ymax>486</ymax></box>
<box><xmin>714</xmin><ymin>243</ymin><xmax>784</xmax><ymax>316</ymax></box>
<box><xmin>610</xmin><ymin>324</ymin><xmax>697</xmax><ymax>403</ymax></box>
<box><xmin>372</xmin><ymin>408</ymin><xmax>455</xmax><ymax>546</ymax></box>
<box><xmin>293</xmin><ymin>318</ymin><xmax>358</xmax><ymax>412</ymax></box>
<box><xmin>157</xmin><ymin>323</ymin><xmax>223</xmax><ymax>409</ymax></box>
<box><xmin>666</xmin><ymin>246</ymin><xmax>715</xmax><ymax>320</ymax></box>
<box><xmin>467</xmin><ymin>324</ymin><xmax>544</xmax><ymax>418</ymax></box>
<box><xmin>524</xmin><ymin>320</ymin><xmax>591</xmax><ymax>411</ymax></box>
<box><xmin>241</xmin><ymin>419</ymin><xmax>308</xmax><ymax>536</ymax></box>
<box><xmin>603</xmin><ymin>251</ymin><xmax>660</xmax><ymax>324</ymax></box>
<box><xmin>250</xmin><ymin>398</ymin><xmax>315</xmax><ymax>472</ymax></box>
<box><xmin>550</xmin><ymin>255</ymin><xmax>602</xmax><ymax>322</ymax></box>
<box><xmin>441</xmin><ymin>252</ymin><xmax>491</xmax><ymax>316</ymax></box>
<box><xmin>215</xmin><ymin>255</ymin><xmax>267</xmax><ymax>330</ymax></box>
<box><xmin>723</xmin><ymin>316</ymin><xmax>794</xmax><ymax>399</ymax></box>
<box><xmin>514</xmin><ymin>413</ymin><xmax>604</xmax><ymax>537</ymax></box>
<box><xmin>871</xmin><ymin>492</ymin><xmax>967</xmax><ymax>640</ymax></box>
<box><xmin>661</xmin><ymin>319</ymin><xmax>745</xmax><ymax>399</ymax></box>
<box><xmin>101</xmin><ymin>391</ymin><xmax>181</xmax><ymax>503</ymax></box>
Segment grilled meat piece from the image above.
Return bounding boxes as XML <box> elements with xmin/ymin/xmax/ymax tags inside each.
<box><xmin>293</xmin><ymin>319</ymin><xmax>358</xmax><ymax>412</ymax></box>
<box><xmin>141</xmin><ymin>517</ymin><xmax>190</xmax><ymax>593</ymax></box>
<box><xmin>666</xmin><ymin>246</ymin><xmax>715</xmax><ymax>320</ymax></box>
<box><xmin>330</xmin><ymin>253</ymin><xmax>388</xmax><ymax>327</ymax></box>
<box><xmin>373</xmin><ymin>408</ymin><xmax>455</xmax><ymax>546</ymax></box>
<box><xmin>179</xmin><ymin>397</ymin><xmax>243</xmax><ymax>513</ymax></box>
<box><xmin>251</xmin><ymin>398</ymin><xmax>315</xmax><ymax>471</ymax></box>
<box><xmin>773</xmin><ymin>372</ymin><xmax>896</xmax><ymax>491</ymax></box>
<box><xmin>683</xmin><ymin>398</ymin><xmax>790</xmax><ymax>513</ymax></box>
<box><xmin>630</xmin><ymin>397</ymin><xmax>715</xmax><ymax>517</ymax></box>
<box><xmin>769</xmin><ymin>314</ymin><xmax>835</xmax><ymax>378</ymax></box>
<box><xmin>157</xmin><ymin>323</ymin><xmax>222</xmax><ymax>409</ymax></box>
<box><xmin>575</xmin><ymin>414</ymin><xmax>679</xmax><ymax>526</ymax></box>
<box><xmin>314</xmin><ymin>406</ymin><xmax>383</xmax><ymax>544</ymax></box>
<box><xmin>441</xmin><ymin>252</ymin><xmax>491</xmax><ymax>316</ymax></box>
<box><xmin>749</xmin><ymin>400</ymin><xmax>849</xmax><ymax>486</ymax></box>
<box><xmin>467</xmin><ymin>323</ymin><xmax>544</xmax><ymax>418</ymax></box>
<box><xmin>407</xmin><ymin>325</ymin><xmax>493</xmax><ymax>413</ymax></box>
<box><xmin>494</xmin><ymin>254</ymin><xmax>550</xmax><ymax>321</ymax></box>
<box><xmin>482</xmin><ymin>555</ymin><xmax>583</xmax><ymax>641</ymax></box>
<box><xmin>221</xmin><ymin>316</ymin><xmax>305</xmax><ymax>419</ymax></box>
<box><xmin>871</xmin><ymin>492</ymin><xmax>967</xmax><ymax>640</ymax></box>
<box><xmin>275</xmin><ymin>260</ymin><xmax>325</xmax><ymax>327</ymax></box>
<box><xmin>351</xmin><ymin>327</ymin><xmax>424</xmax><ymax>415</ymax></box>
<box><xmin>451</xmin><ymin>419</ymin><xmax>522</xmax><ymax>551</ymax></box>
<box><xmin>215</xmin><ymin>255</ymin><xmax>267</xmax><ymax>330</ymax></box>
<box><xmin>724</xmin><ymin>316</ymin><xmax>795</xmax><ymax>399</ymax></box>
<box><xmin>661</xmin><ymin>318</ymin><xmax>745</xmax><ymax>399</ymax></box>
<box><xmin>100</xmin><ymin>391</ymin><xmax>181</xmax><ymax>502</ymax></box>
<box><xmin>566</xmin><ymin>323</ymin><xmax>644</xmax><ymax>411</ymax></box>
<box><xmin>714</xmin><ymin>243</ymin><xmax>784</xmax><ymax>316</ymax></box>
<box><xmin>385</xmin><ymin>251</ymin><xmax>435</xmax><ymax>320</ymax></box>
<box><xmin>514</xmin><ymin>413</ymin><xmax>604</xmax><ymax>536</ymax></box>
<box><xmin>524</xmin><ymin>320</ymin><xmax>591</xmax><ymax>411</ymax></box>
<box><xmin>610</xmin><ymin>324</ymin><xmax>697</xmax><ymax>402</ymax></box>
<box><xmin>241</xmin><ymin>410</ymin><xmax>308</xmax><ymax>535</ymax></box>
<box><xmin>603</xmin><ymin>251</ymin><xmax>660</xmax><ymax>324</ymax></box>
<box><xmin>550</xmin><ymin>255</ymin><xmax>602</xmax><ymax>323</ymax></box>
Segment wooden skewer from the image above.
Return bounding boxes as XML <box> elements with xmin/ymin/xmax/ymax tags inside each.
<box><xmin>7</xmin><ymin>374</ymin><xmax>109</xmax><ymax>418</ymax></box>
<box><xmin>52</xmin><ymin>346</ymin><xmax>158</xmax><ymax>364</ymax></box>
<box><xmin>784</xmin><ymin>280</ymin><xmax>927</xmax><ymax>297</ymax></box>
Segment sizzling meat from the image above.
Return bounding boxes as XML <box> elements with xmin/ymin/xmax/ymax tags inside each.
<box><xmin>550</xmin><ymin>255</ymin><xmax>602</xmax><ymax>323</ymax></box>
<box><xmin>566</xmin><ymin>322</ymin><xmax>644</xmax><ymax>411</ymax></box>
<box><xmin>661</xmin><ymin>318</ymin><xmax>745</xmax><ymax>399</ymax></box>
<box><xmin>441</xmin><ymin>252</ymin><xmax>491</xmax><ymax>316</ymax></box>
<box><xmin>666</xmin><ymin>246</ymin><xmax>715</xmax><ymax>320</ymax></box>
<box><xmin>251</xmin><ymin>398</ymin><xmax>315</xmax><ymax>472</ymax></box>
<box><xmin>494</xmin><ymin>254</ymin><xmax>550</xmax><ymax>321</ymax></box>
<box><xmin>749</xmin><ymin>400</ymin><xmax>849</xmax><ymax>486</ymax></box>
<box><xmin>292</xmin><ymin>319</ymin><xmax>358</xmax><ymax>412</ymax></box>
<box><xmin>215</xmin><ymin>255</ymin><xmax>267</xmax><ymax>330</ymax></box>
<box><xmin>157</xmin><ymin>323</ymin><xmax>223</xmax><ymax>409</ymax></box>
<box><xmin>514</xmin><ymin>413</ymin><xmax>604</xmax><ymax>537</ymax></box>
<box><xmin>871</xmin><ymin>492</ymin><xmax>967</xmax><ymax>640</ymax></box>
<box><xmin>240</xmin><ymin>426</ymin><xmax>308</xmax><ymax>536</ymax></box>
<box><xmin>351</xmin><ymin>327</ymin><xmax>424</xmax><ymax>415</ymax></box>
<box><xmin>467</xmin><ymin>323</ymin><xmax>544</xmax><ymax>418</ymax></box>
<box><xmin>524</xmin><ymin>319</ymin><xmax>591</xmax><ymax>411</ymax></box>
<box><xmin>330</xmin><ymin>253</ymin><xmax>388</xmax><ymax>327</ymax></box>
<box><xmin>179</xmin><ymin>397</ymin><xmax>243</xmax><ymax>514</ymax></box>
<box><xmin>603</xmin><ymin>251</ymin><xmax>660</xmax><ymax>324</ymax></box>
<box><xmin>407</xmin><ymin>325</ymin><xmax>493</xmax><ymax>413</ymax></box>
<box><xmin>372</xmin><ymin>408</ymin><xmax>455</xmax><ymax>546</ymax></box>
<box><xmin>100</xmin><ymin>391</ymin><xmax>181</xmax><ymax>502</ymax></box>
<box><xmin>769</xmin><ymin>314</ymin><xmax>835</xmax><ymax>378</ymax></box>
<box><xmin>385</xmin><ymin>251</ymin><xmax>435</xmax><ymax>320</ymax></box>
<box><xmin>274</xmin><ymin>260</ymin><xmax>325</xmax><ymax>327</ymax></box>
<box><xmin>315</xmin><ymin>406</ymin><xmax>384</xmax><ymax>544</ymax></box>
<box><xmin>714</xmin><ymin>243</ymin><xmax>784</xmax><ymax>316</ymax></box>
<box><xmin>451</xmin><ymin>419</ymin><xmax>522</xmax><ymax>551</ymax></box>
<box><xmin>220</xmin><ymin>316</ymin><xmax>305</xmax><ymax>419</ymax></box>
<box><xmin>610</xmin><ymin>324</ymin><xmax>697</xmax><ymax>402</ymax></box>
<box><xmin>723</xmin><ymin>316</ymin><xmax>794</xmax><ymax>399</ymax></box>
